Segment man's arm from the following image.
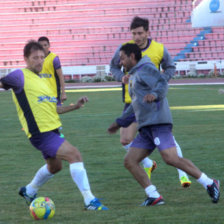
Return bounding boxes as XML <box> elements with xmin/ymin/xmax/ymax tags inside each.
<box><xmin>116</xmin><ymin>104</ymin><xmax>135</xmax><ymax>127</ymax></box>
<box><xmin>160</xmin><ymin>47</ymin><xmax>176</xmax><ymax>81</ymax></box>
<box><xmin>57</xmin><ymin>96</ymin><xmax>88</xmax><ymax>114</ymax></box>
<box><xmin>53</xmin><ymin>56</ymin><xmax>67</xmax><ymax>102</ymax></box>
<box><xmin>108</xmin><ymin>104</ymin><xmax>134</xmax><ymax>134</ymax></box>
<box><xmin>141</xmin><ymin>65</ymin><xmax>168</xmax><ymax>101</ymax></box>
<box><xmin>110</xmin><ymin>45</ymin><xmax>125</xmax><ymax>82</ymax></box>
<box><xmin>55</xmin><ymin>67</ymin><xmax>67</xmax><ymax>102</ymax></box>
<box><xmin>0</xmin><ymin>70</ymin><xmax>24</xmax><ymax>92</ymax></box>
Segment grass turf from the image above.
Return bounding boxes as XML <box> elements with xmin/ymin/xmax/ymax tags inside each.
<box><xmin>0</xmin><ymin>85</ymin><xmax>223</xmax><ymax>224</ymax></box>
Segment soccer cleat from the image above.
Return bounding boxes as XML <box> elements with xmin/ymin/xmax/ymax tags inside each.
<box><xmin>180</xmin><ymin>176</ymin><xmax>192</xmax><ymax>188</ymax></box>
<box><xmin>19</xmin><ymin>186</ymin><xmax>36</xmax><ymax>205</ymax></box>
<box><xmin>85</xmin><ymin>198</ymin><xmax>109</xmax><ymax>210</ymax></box>
<box><xmin>144</xmin><ymin>161</ymin><xmax>157</xmax><ymax>179</ymax></box>
<box><xmin>141</xmin><ymin>195</ymin><xmax>165</xmax><ymax>206</ymax></box>
<box><xmin>207</xmin><ymin>179</ymin><xmax>220</xmax><ymax>203</ymax></box>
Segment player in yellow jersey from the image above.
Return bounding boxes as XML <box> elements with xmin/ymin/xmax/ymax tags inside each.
<box><xmin>0</xmin><ymin>40</ymin><xmax>108</xmax><ymax>211</ymax></box>
<box><xmin>110</xmin><ymin>16</ymin><xmax>191</xmax><ymax>187</ymax></box>
<box><xmin>38</xmin><ymin>36</ymin><xmax>67</xmax><ymax>105</ymax></box>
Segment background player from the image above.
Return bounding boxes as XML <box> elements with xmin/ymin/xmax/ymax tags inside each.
<box><xmin>110</xmin><ymin>16</ymin><xmax>191</xmax><ymax>187</ymax></box>
<box><xmin>38</xmin><ymin>36</ymin><xmax>67</xmax><ymax>105</ymax></box>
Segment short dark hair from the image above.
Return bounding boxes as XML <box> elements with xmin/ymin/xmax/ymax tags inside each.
<box><xmin>23</xmin><ymin>40</ymin><xmax>44</xmax><ymax>58</ymax></box>
<box><xmin>120</xmin><ymin>43</ymin><xmax>142</xmax><ymax>62</ymax></box>
<box><xmin>38</xmin><ymin>36</ymin><xmax>50</xmax><ymax>44</ymax></box>
<box><xmin>130</xmin><ymin>16</ymin><xmax>149</xmax><ymax>31</ymax></box>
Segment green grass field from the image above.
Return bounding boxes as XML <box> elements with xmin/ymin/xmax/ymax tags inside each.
<box><xmin>0</xmin><ymin>85</ymin><xmax>224</xmax><ymax>224</ymax></box>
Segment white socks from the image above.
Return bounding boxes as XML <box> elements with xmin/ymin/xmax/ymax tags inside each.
<box><xmin>26</xmin><ymin>162</ymin><xmax>95</xmax><ymax>206</ymax></box>
<box><xmin>69</xmin><ymin>162</ymin><xmax>95</xmax><ymax>205</ymax></box>
<box><xmin>141</xmin><ymin>157</ymin><xmax>153</xmax><ymax>168</ymax></box>
<box><xmin>197</xmin><ymin>173</ymin><xmax>213</xmax><ymax>189</ymax></box>
<box><xmin>145</xmin><ymin>185</ymin><xmax>160</xmax><ymax>198</ymax></box>
<box><xmin>26</xmin><ymin>164</ymin><xmax>54</xmax><ymax>196</ymax></box>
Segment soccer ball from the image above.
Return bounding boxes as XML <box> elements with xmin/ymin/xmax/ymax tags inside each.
<box><xmin>29</xmin><ymin>197</ymin><xmax>55</xmax><ymax>220</ymax></box>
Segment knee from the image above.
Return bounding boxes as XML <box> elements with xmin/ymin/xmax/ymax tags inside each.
<box><xmin>124</xmin><ymin>155</ymin><xmax>136</xmax><ymax>170</ymax></box>
<box><xmin>67</xmin><ymin>146</ymin><xmax>82</xmax><ymax>163</ymax></box>
<box><xmin>120</xmin><ymin>138</ymin><xmax>132</xmax><ymax>146</ymax></box>
<box><xmin>48</xmin><ymin>164</ymin><xmax>62</xmax><ymax>174</ymax></box>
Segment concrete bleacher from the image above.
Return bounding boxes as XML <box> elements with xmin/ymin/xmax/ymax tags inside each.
<box><xmin>0</xmin><ymin>0</ymin><xmax>223</xmax><ymax>77</ymax></box>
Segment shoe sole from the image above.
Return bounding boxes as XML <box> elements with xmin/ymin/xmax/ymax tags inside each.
<box><xmin>156</xmin><ymin>200</ymin><xmax>165</xmax><ymax>206</ymax></box>
<box><xmin>181</xmin><ymin>182</ymin><xmax>191</xmax><ymax>188</ymax></box>
<box><xmin>212</xmin><ymin>180</ymin><xmax>220</xmax><ymax>203</ymax></box>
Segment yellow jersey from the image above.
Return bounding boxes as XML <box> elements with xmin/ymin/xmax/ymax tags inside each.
<box><xmin>123</xmin><ymin>39</ymin><xmax>164</xmax><ymax>103</ymax></box>
<box><xmin>40</xmin><ymin>52</ymin><xmax>60</xmax><ymax>99</ymax></box>
<box><xmin>12</xmin><ymin>68</ymin><xmax>62</xmax><ymax>138</ymax></box>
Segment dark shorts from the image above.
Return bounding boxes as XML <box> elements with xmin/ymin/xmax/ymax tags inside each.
<box><xmin>131</xmin><ymin>124</ymin><xmax>176</xmax><ymax>154</ymax></box>
<box><xmin>123</xmin><ymin>103</ymin><xmax>136</xmax><ymax>124</ymax></box>
<box><xmin>29</xmin><ymin>129</ymin><xmax>65</xmax><ymax>159</ymax></box>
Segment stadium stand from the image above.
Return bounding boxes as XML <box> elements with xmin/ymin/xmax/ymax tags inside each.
<box><xmin>0</xmin><ymin>0</ymin><xmax>223</xmax><ymax>78</ymax></box>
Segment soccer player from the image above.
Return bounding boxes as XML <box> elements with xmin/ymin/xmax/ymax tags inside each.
<box><xmin>0</xmin><ymin>40</ymin><xmax>108</xmax><ymax>211</ymax></box>
<box><xmin>110</xmin><ymin>16</ymin><xmax>191</xmax><ymax>187</ymax></box>
<box><xmin>108</xmin><ymin>43</ymin><xmax>220</xmax><ymax>205</ymax></box>
<box><xmin>38</xmin><ymin>36</ymin><xmax>67</xmax><ymax>105</ymax></box>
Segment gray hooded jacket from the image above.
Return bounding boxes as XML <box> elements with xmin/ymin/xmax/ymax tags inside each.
<box><xmin>116</xmin><ymin>56</ymin><xmax>173</xmax><ymax>130</ymax></box>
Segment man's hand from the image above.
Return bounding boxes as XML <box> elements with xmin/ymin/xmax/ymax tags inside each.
<box><xmin>75</xmin><ymin>96</ymin><xmax>89</xmax><ymax>109</ymax></box>
<box><xmin>108</xmin><ymin>122</ymin><xmax>120</xmax><ymax>134</ymax></box>
<box><xmin>61</xmin><ymin>92</ymin><xmax>67</xmax><ymax>102</ymax></box>
<box><xmin>144</xmin><ymin>94</ymin><xmax>156</xmax><ymax>103</ymax></box>
<box><xmin>122</xmin><ymin>74</ymin><xmax>130</xmax><ymax>84</ymax></box>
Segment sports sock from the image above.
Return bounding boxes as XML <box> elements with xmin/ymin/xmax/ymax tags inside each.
<box><xmin>173</xmin><ymin>137</ymin><xmax>190</xmax><ymax>179</ymax></box>
<box><xmin>197</xmin><ymin>173</ymin><xmax>213</xmax><ymax>189</ymax></box>
<box><xmin>145</xmin><ymin>185</ymin><xmax>160</xmax><ymax>198</ymax></box>
<box><xmin>26</xmin><ymin>164</ymin><xmax>54</xmax><ymax>196</ymax></box>
<box><xmin>141</xmin><ymin>157</ymin><xmax>153</xmax><ymax>168</ymax></box>
<box><xmin>69</xmin><ymin>162</ymin><xmax>95</xmax><ymax>205</ymax></box>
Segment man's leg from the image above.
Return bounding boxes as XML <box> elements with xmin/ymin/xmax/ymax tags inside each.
<box><xmin>19</xmin><ymin>131</ymin><xmax>64</xmax><ymax>205</ymax></box>
<box><xmin>26</xmin><ymin>159</ymin><xmax>61</xmax><ymax>194</ymax></box>
<box><xmin>160</xmin><ymin>147</ymin><xmax>202</xmax><ymax>178</ymax></box>
<box><xmin>56</xmin><ymin>140</ymin><xmax>108</xmax><ymax>210</ymax></box>
<box><xmin>173</xmin><ymin>137</ymin><xmax>192</xmax><ymax>187</ymax></box>
<box><xmin>20</xmin><ymin>131</ymin><xmax>108</xmax><ymax>210</ymax></box>
<box><xmin>19</xmin><ymin>162</ymin><xmax>57</xmax><ymax>205</ymax></box>
<box><xmin>124</xmin><ymin>147</ymin><xmax>164</xmax><ymax>206</ymax></box>
<box><xmin>120</xmin><ymin>123</ymin><xmax>156</xmax><ymax>179</ymax></box>
<box><xmin>120</xmin><ymin>122</ymin><xmax>137</xmax><ymax>147</ymax></box>
<box><xmin>160</xmin><ymin>147</ymin><xmax>220</xmax><ymax>203</ymax></box>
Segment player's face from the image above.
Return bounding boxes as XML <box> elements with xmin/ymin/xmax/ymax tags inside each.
<box><xmin>119</xmin><ymin>50</ymin><xmax>134</xmax><ymax>72</ymax></box>
<box><xmin>25</xmin><ymin>50</ymin><xmax>45</xmax><ymax>74</ymax></box>
<box><xmin>38</xmin><ymin>40</ymin><xmax>50</xmax><ymax>56</ymax></box>
<box><xmin>131</xmin><ymin>26</ymin><xmax>149</xmax><ymax>49</ymax></box>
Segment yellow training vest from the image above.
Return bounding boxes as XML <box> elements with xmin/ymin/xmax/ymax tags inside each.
<box><xmin>12</xmin><ymin>68</ymin><xmax>62</xmax><ymax>138</ymax></box>
<box><xmin>40</xmin><ymin>52</ymin><xmax>58</xmax><ymax>97</ymax></box>
<box><xmin>123</xmin><ymin>40</ymin><xmax>164</xmax><ymax>103</ymax></box>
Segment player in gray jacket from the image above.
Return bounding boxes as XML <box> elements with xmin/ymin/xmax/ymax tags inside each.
<box><xmin>110</xmin><ymin>16</ymin><xmax>191</xmax><ymax>187</ymax></box>
<box><xmin>108</xmin><ymin>43</ymin><xmax>220</xmax><ymax>206</ymax></box>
